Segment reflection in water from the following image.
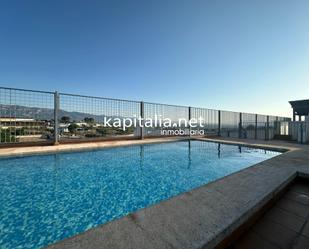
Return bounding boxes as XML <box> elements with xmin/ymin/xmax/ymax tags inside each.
<box><xmin>53</xmin><ymin>154</ymin><xmax>60</xmax><ymax>192</ymax></box>
<box><xmin>134</xmin><ymin>142</ymin><xmax>276</xmax><ymax>172</ymax></box>
<box><xmin>187</xmin><ymin>140</ymin><xmax>192</xmax><ymax>169</ymax></box>
<box><xmin>52</xmin><ymin>154</ymin><xmax>60</xmax><ymax>239</ymax></box>
<box><xmin>139</xmin><ymin>145</ymin><xmax>144</xmax><ymax>170</ymax></box>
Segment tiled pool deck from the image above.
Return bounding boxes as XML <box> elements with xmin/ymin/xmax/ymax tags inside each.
<box><xmin>1</xmin><ymin>137</ymin><xmax>309</xmax><ymax>249</ymax></box>
<box><xmin>229</xmin><ymin>179</ymin><xmax>309</xmax><ymax>249</ymax></box>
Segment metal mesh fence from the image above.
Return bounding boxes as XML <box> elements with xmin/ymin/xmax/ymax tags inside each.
<box><xmin>241</xmin><ymin>113</ymin><xmax>256</xmax><ymax>139</ymax></box>
<box><xmin>144</xmin><ymin>102</ymin><xmax>189</xmax><ymax>136</ymax></box>
<box><xmin>220</xmin><ymin>111</ymin><xmax>240</xmax><ymax>138</ymax></box>
<box><xmin>0</xmin><ymin>86</ymin><xmax>292</xmax><ymax>145</ymax></box>
<box><xmin>256</xmin><ymin>114</ymin><xmax>267</xmax><ymax>140</ymax></box>
<box><xmin>268</xmin><ymin>116</ymin><xmax>278</xmax><ymax>139</ymax></box>
<box><xmin>59</xmin><ymin>93</ymin><xmax>141</xmax><ymax>141</ymax></box>
<box><xmin>240</xmin><ymin>114</ymin><xmax>277</xmax><ymax>140</ymax></box>
<box><xmin>0</xmin><ymin>87</ymin><xmax>54</xmax><ymax>144</ymax></box>
<box><xmin>190</xmin><ymin>108</ymin><xmax>219</xmax><ymax>135</ymax></box>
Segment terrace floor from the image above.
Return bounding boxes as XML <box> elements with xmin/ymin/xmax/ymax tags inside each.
<box><xmin>228</xmin><ymin>179</ymin><xmax>309</xmax><ymax>249</ymax></box>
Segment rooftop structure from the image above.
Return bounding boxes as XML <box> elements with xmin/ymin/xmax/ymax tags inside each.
<box><xmin>289</xmin><ymin>99</ymin><xmax>309</xmax><ymax>121</ymax></box>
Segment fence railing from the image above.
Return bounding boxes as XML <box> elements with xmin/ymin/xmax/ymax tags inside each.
<box><xmin>0</xmin><ymin>86</ymin><xmax>291</xmax><ymax>146</ymax></box>
<box><xmin>0</xmin><ymin>87</ymin><xmax>55</xmax><ymax>145</ymax></box>
<box><xmin>57</xmin><ymin>92</ymin><xmax>141</xmax><ymax>142</ymax></box>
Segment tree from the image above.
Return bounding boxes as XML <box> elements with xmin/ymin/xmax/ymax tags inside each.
<box><xmin>61</xmin><ymin>116</ymin><xmax>70</xmax><ymax>123</ymax></box>
<box><xmin>84</xmin><ymin>117</ymin><xmax>95</xmax><ymax>123</ymax></box>
<box><xmin>68</xmin><ymin>123</ymin><xmax>79</xmax><ymax>134</ymax></box>
<box><xmin>15</xmin><ymin>127</ymin><xmax>25</xmax><ymax>136</ymax></box>
<box><xmin>0</xmin><ymin>129</ymin><xmax>16</xmax><ymax>142</ymax></box>
<box><xmin>97</xmin><ymin>127</ymin><xmax>108</xmax><ymax>136</ymax></box>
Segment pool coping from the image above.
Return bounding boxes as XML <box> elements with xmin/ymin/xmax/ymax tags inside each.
<box><xmin>0</xmin><ymin>136</ymin><xmax>288</xmax><ymax>159</ymax></box>
<box><xmin>0</xmin><ymin>137</ymin><xmax>187</xmax><ymax>159</ymax></box>
<box><xmin>2</xmin><ymin>137</ymin><xmax>309</xmax><ymax>249</ymax></box>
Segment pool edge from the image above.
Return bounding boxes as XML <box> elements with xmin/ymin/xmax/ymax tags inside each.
<box><xmin>42</xmin><ymin>138</ymin><xmax>309</xmax><ymax>249</ymax></box>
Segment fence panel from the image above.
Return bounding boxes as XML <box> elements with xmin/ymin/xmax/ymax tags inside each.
<box><xmin>267</xmin><ymin>115</ymin><xmax>278</xmax><ymax>139</ymax></box>
<box><xmin>242</xmin><ymin>113</ymin><xmax>256</xmax><ymax>139</ymax></box>
<box><xmin>255</xmin><ymin>114</ymin><xmax>267</xmax><ymax>140</ymax></box>
<box><xmin>220</xmin><ymin>111</ymin><xmax>240</xmax><ymax>138</ymax></box>
<box><xmin>0</xmin><ymin>86</ymin><xmax>293</xmax><ymax>145</ymax></box>
<box><xmin>144</xmin><ymin>102</ymin><xmax>189</xmax><ymax>136</ymax></box>
<box><xmin>190</xmin><ymin>108</ymin><xmax>218</xmax><ymax>135</ymax></box>
<box><xmin>289</xmin><ymin>122</ymin><xmax>300</xmax><ymax>140</ymax></box>
<box><xmin>58</xmin><ymin>93</ymin><xmax>141</xmax><ymax>141</ymax></box>
<box><xmin>0</xmin><ymin>87</ymin><xmax>55</xmax><ymax>145</ymax></box>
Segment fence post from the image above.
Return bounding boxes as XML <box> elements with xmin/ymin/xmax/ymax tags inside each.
<box><xmin>54</xmin><ymin>91</ymin><xmax>59</xmax><ymax>145</ymax></box>
<box><xmin>188</xmin><ymin>106</ymin><xmax>192</xmax><ymax>138</ymax></box>
<box><xmin>255</xmin><ymin>114</ymin><xmax>258</xmax><ymax>139</ymax></box>
<box><xmin>300</xmin><ymin>122</ymin><xmax>304</xmax><ymax>144</ymax></box>
<box><xmin>140</xmin><ymin>101</ymin><xmax>144</xmax><ymax>139</ymax></box>
<box><xmin>238</xmin><ymin>112</ymin><xmax>242</xmax><ymax>138</ymax></box>
<box><xmin>275</xmin><ymin>116</ymin><xmax>279</xmax><ymax>136</ymax></box>
<box><xmin>218</xmin><ymin>110</ymin><xmax>221</xmax><ymax>136</ymax></box>
<box><xmin>266</xmin><ymin>115</ymin><xmax>270</xmax><ymax>140</ymax></box>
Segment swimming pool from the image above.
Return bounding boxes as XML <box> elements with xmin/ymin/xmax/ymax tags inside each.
<box><xmin>0</xmin><ymin>140</ymin><xmax>281</xmax><ymax>249</ymax></box>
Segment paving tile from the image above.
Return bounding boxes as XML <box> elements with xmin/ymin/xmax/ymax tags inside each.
<box><xmin>252</xmin><ymin>219</ymin><xmax>298</xmax><ymax>249</ymax></box>
<box><xmin>231</xmin><ymin>181</ymin><xmax>309</xmax><ymax>249</ymax></box>
<box><xmin>263</xmin><ymin>206</ymin><xmax>305</xmax><ymax>232</ymax></box>
<box><xmin>275</xmin><ymin>197</ymin><xmax>309</xmax><ymax>218</ymax></box>
<box><xmin>290</xmin><ymin>182</ymin><xmax>309</xmax><ymax>196</ymax></box>
<box><xmin>285</xmin><ymin>190</ymin><xmax>309</xmax><ymax>206</ymax></box>
<box><xmin>232</xmin><ymin>230</ymin><xmax>279</xmax><ymax>249</ymax></box>
<box><xmin>292</xmin><ymin>235</ymin><xmax>309</xmax><ymax>249</ymax></box>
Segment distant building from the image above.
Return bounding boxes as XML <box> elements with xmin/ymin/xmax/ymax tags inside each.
<box><xmin>59</xmin><ymin>123</ymin><xmax>70</xmax><ymax>133</ymax></box>
<box><xmin>0</xmin><ymin>117</ymin><xmax>46</xmax><ymax>129</ymax></box>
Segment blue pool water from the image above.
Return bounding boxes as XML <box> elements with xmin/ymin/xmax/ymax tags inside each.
<box><xmin>0</xmin><ymin>140</ymin><xmax>281</xmax><ymax>249</ymax></box>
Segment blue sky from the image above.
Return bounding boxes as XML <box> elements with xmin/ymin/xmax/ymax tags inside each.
<box><xmin>0</xmin><ymin>0</ymin><xmax>309</xmax><ymax>117</ymax></box>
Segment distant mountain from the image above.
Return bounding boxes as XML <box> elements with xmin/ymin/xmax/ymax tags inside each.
<box><xmin>0</xmin><ymin>104</ymin><xmax>121</xmax><ymax>121</ymax></box>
